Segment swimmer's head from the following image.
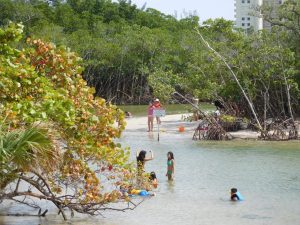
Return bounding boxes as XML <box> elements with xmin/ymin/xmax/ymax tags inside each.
<box><xmin>137</xmin><ymin>150</ymin><xmax>147</xmax><ymax>162</ymax></box>
<box><xmin>150</xmin><ymin>171</ymin><xmax>156</xmax><ymax>180</ymax></box>
<box><xmin>167</xmin><ymin>151</ymin><xmax>174</xmax><ymax>160</ymax></box>
<box><xmin>231</xmin><ymin>188</ymin><xmax>237</xmax><ymax>194</ymax></box>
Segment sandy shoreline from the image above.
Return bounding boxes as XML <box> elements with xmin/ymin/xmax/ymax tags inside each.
<box><xmin>124</xmin><ymin>114</ymin><xmax>260</xmax><ymax>140</ymax></box>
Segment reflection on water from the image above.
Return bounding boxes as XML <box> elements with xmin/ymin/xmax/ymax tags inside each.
<box><xmin>1</xmin><ymin>127</ymin><xmax>300</xmax><ymax>225</ymax></box>
<box><xmin>147</xmin><ymin>132</ymin><xmax>155</xmax><ymax>140</ymax></box>
<box><xmin>166</xmin><ymin>180</ymin><xmax>175</xmax><ymax>193</ymax></box>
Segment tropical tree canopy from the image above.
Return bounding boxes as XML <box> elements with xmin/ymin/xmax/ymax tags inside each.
<box><xmin>0</xmin><ymin>0</ymin><xmax>299</xmax><ymax>116</ymax></box>
<box><xmin>0</xmin><ymin>23</ymin><xmax>137</xmax><ymax>218</ymax></box>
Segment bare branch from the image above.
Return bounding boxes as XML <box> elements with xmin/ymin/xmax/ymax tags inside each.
<box><xmin>11</xmin><ymin>197</ymin><xmax>40</xmax><ymax>209</ymax></box>
<box><xmin>195</xmin><ymin>28</ymin><xmax>263</xmax><ymax>131</ymax></box>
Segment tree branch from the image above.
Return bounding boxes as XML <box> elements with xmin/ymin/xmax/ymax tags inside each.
<box><xmin>196</xmin><ymin>28</ymin><xmax>263</xmax><ymax>131</ymax></box>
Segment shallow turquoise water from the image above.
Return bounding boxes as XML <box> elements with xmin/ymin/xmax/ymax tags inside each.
<box><xmin>1</xmin><ymin>126</ymin><xmax>300</xmax><ymax>225</ymax></box>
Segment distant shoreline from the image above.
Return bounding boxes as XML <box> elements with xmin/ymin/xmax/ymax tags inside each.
<box><xmin>124</xmin><ymin>113</ymin><xmax>300</xmax><ymax>141</ymax></box>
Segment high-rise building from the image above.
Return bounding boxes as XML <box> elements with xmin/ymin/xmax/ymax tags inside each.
<box><xmin>234</xmin><ymin>0</ymin><xmax>285</xmax><ymax>31</ymax></box>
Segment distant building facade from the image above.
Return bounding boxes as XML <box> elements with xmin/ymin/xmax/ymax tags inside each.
<box><xmin>234</xmin><ymin>0</ymin><xmax>285</xmax><ymax>31</ymax></box>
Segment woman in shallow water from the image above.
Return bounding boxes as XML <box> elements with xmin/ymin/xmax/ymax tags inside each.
<box><xmin>136</xmin><ymin>150</ymin><xmax>154</xmax><ymax>175</ymax></box>
<box><xmin>166</xmin><ymin>151</ymin><xmax>175</xmax><ymax>181</ymax></box>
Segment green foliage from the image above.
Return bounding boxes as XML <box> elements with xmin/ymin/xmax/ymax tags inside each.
<box><xmin>0</xmin><ymin>24</ymin><xmax>134</xmax><ymax>207</ymax></box>
<box><xmin>262</xmin><ymin>0</ymin><xmax>300</xmax><ymax>92</ymax></box>
<box><xmin>148</xmin><ymin>69</ymin><xmax>177</xmax><ymax>103</ymax></box>
<box><xmin>0</xmin><ymin>125</ymin><xmax>58</xmax><ymax>189</ymax></box>
<box><xmin>0</xmin><ymin>0</ymin><xmax>209</xmax><ymax>103</ymax></box>
<box><xmin>220</xmin><ymin>115</ymin><xmax>236</xmax><ymax>123</ymax></box>
<box><xmin>0</xmin><ymin>0</ymin><xmax>299</xmax><ymax>114</ymax></box>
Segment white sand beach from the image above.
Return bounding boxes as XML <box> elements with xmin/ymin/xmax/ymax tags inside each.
<box><xmin>124</xmin><ymin>114</ymin><xmax>260</xmax><ymax>140</ymax></box>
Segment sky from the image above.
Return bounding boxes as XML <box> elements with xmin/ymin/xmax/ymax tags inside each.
<box><xmin>125</xmin><ymin>0</ymin><xmax>235</xmax><ymax>22</ymax></box>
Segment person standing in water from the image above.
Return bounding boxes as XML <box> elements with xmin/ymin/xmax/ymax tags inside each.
<box><xmin>147</xmin><ymin>101</ymin><xmax>154</xmax><ymax>132</ymax></box>
<box><xmin>166</xmin><ymin>152</ymin><xmax>175</xmax><ymax>181</ymax></box>
<box><xmin>136</xmin><ymin>150</ymin><xmax>154</xmax><ymax>175</ymax></box>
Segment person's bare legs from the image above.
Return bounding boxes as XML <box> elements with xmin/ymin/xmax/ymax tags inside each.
<box><xmin>167</xmin><ymin>174</ymin><xmax>173</xmax><ymax>181</ymax></box>
<box><xmin>150</xmin><ymin>117</ymin><xmax>154</xmax><ymax>131</ymax></box>
<box><xmin>156</xmin><ymin>116</ymin><xmax>161</xmax><ymax>124</ymax></box>
<box><xmin>148</xmin><ymin>117</ymin><xmax>151</xmax><ymax>132</ymax></box>
<box><xmin>148</xmin><ymin>116</ymin><xmax>154</xmax><ymax>131</ymax></box>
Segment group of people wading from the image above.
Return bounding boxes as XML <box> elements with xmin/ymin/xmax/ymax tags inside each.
<box><xmin>136</xmin><ymin>149</ymin><xmax>175</xmax><ymax>191</ymax></box>
<box><xmin>125</xmin><ymin>99</ymin><xmax>244</xmax><ymax>202</ymax></box>
<box><xmin>118</xmin><ymin>150</ymin><xmax>174</xmax><ymax>198</ymax></box>
<box><xmin>120</xmin><ymin>100</ymin><xmax>174</xmax><ymax>197</ymax></box>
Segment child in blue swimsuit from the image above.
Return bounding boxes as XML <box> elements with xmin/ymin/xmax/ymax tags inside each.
<box><xmin>230</xmin><ymin>188</ymin><xmax>244</xmax><ymax>201</ymax></box>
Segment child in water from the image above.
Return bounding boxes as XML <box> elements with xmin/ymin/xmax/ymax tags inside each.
<box><xmin>125</xmin><ymin>111</ymin><xmax>132</xmax><ymax>118</ymax></box>
<box><xmin>149</xmin><ymin>171</ymin><xmax>158</xmax><ymax>188</ymax></box>
<box><xmin>230</xmin><ymin>188</ymin><xmax>244</xmax><ymax>201</ymax></box>
<box><xmin>128</xmin><ymin>185</ymin><xmax>155</xmax><ymax>197</ymax></box>
<box><xmin>166</xmin><ymin>152</ymin><xmax>175</xmax><ymax>181</ymax></box>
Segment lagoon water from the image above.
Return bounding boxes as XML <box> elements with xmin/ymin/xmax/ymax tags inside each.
<box><xmin>1</xmin><ymin>114</ymin><xmax>300</xmax><ymax>225</ymax></box>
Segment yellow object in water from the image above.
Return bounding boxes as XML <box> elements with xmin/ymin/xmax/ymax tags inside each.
<box><xmin>131</xmin><ymin>189</ymin><xmax>141</xmax><ymax>195</ymax></box>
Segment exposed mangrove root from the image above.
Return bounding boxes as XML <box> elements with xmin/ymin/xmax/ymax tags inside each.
<box><xmin>206</xmin><ymin>125</ymin><xmax>230</xmax><ymax>140</ymax></box>
<box><xmin>193</xmin><ymin>119</ymin><xmax>231</xmax><ymax>141</ymax></box>
<box><xmin>193</xmin><ymin>125</ymin><xmax>230</xmax><ymax>140</ymax></box>
<box><xmin>259</xmin><ymin>119</ymin><xmax>299</xmax><ymax>141</ymax></box>
<box><xmin>171</xmin><ymin>92</ymin><xmax>230</xmax><ymax>141</ymax></box>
